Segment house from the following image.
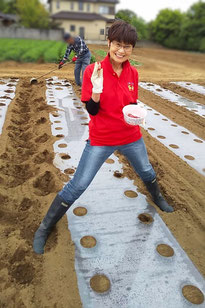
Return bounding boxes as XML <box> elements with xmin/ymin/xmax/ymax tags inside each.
<box><xmin>48</xmin><ymin>0</ymin><xmax>119</xmax><ymax>41</ymax></box>
<box><xmin>0</xmin><ymin>11</ymin><xmax>18</xmax><ymax>27</ymax></box>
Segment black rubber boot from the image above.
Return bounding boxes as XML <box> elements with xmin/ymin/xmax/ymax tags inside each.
<box><xmin>33</xmin><ymin>194</ymin><xmax>71</xmax><ymax>254</ymax></box>
<box><xmin>144</xmin><ymin>179</ymin><xmax>174</xmax><ymax>213</ymax></box>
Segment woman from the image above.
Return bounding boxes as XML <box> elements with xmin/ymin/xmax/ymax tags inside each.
<box><xmin>33</xmin><ymin>20</ymin><xmax>173</xmax><ymax>255</ymax></box>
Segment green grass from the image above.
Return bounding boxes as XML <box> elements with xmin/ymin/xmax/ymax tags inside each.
<box><xmin>94</xmin><ymin>49</ymin><xmax>107</xmax><ymax>58</ymax></box>
<box><xmin>129</xmin><ymin>59</ymin><xmax>142</xmax><ymax>67</ymax></box>
<box><xmin>94</xmin><ymin>49</ymin><xmax>142</xmax><ymax>66</ymax></box>
<box><xmin>0</xmin><ymin>39</ymin><xmax>141</xmax><ymax>65</ymax></box>
<box><xmin>0</xmin><ymin>38</ymin><xmax>67</xmax><ymax>63</ymax></box>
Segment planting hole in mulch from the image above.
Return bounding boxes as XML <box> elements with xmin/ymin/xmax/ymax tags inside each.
<box><xmin>54</xmin><ymin>121</ymin><xmax>61</xmax><ymax>123</ymax></box>
<box><xmin>73</xmin><ymin>207</ymin><xmax>87</xmax><ymax>216</ymax></box>
<box><xmin>55</xmin><ymin>87</ymin><xmax>63</xmax><ymax>90</ymax></box>
<box><xmin>182</xmin><ymin>285</ymin><xmax>204</xmax><ymax>305</ymax></box>
<box><xmin>0</xmin><ymin>103</ymin><xmax>6</xmax><ymax>106</ymax></box>
<box><xmin>56</xmin><ymin>134</ymin><xmax>64</xmax><ymax>138</ymax></box>
<box><xmin>181</xmin><ymin>131</ymin><xmax>189</xmax><ymax>135</ymax></box>
<box><xmin>148</xmin><ymin>127</ymin><xmax>155</xmax><ymax>131</ymax></box>
<box><xmin>184</xmin><ymin>155</ymin><xmax>195</xmax><ymax>161</ymax></box>
<box><xmin>80</xmin><ymin>236</ymin><xmax>97</xmax><ymax>248</ymax></box>
<box><xmin>156</xmin><ymin>88</ymin><xmax>162</xmax><ymax>92</ymax></box>
<box><xmin>169</xmin><ymin>144</ymin><xmax>179</xmax><ymax>149</ymax></box>
<box><xmin>64</xmin><ymin>168</ymin><xmax>75</xmax><ymax>175</ymax></box>
<box><xmin>171</xmin><ymin>124</ymin><xmax>178</xmax><ymax>127</ymax></box>
<box><xmin>81</xmin><ymin>117</ymin><xmax>87</xmax><ymax>120</ymax></box>
<box><xmin>52</xmin><ymin>113</ymin><xmax>59</xmax><ymax>117</ymax></box>
<box><xmin>138</xmin><ymin>213</ymin><xmax>154</xmax><ymax>225</ymax></box>
<box><xmin>90</xmin><ymin>275</ymin><xmax>111</xmax><ymax>293</ymax></box>
<box><xmin>60</xmin><ymin>154</ymin><xmax>71</xmax><ymax>160</ymax></box>
<box><xmin>157</xmin><ymin>135</ymin><xmax>166</xmax><ymax>139</ymax></box>
<box><xmin>124</xmin><ymin>190</ymin><xmax>138</xmax><ymax>198</ymax></box>
<box><xmin>147</xmin><ymin>108</ymin><xmax>152</xmax><ymax>111</ymax></box>
<box><xmin>58</xmin><ymin>144</ymin><xmax>68</xmax><ymax>148</ymax></box>
<box><xmin>55</xmin><ymin>127</ymin><xmax>63</xmax><ymax>130</ymax></box>
<box><xmin>106</xmin><ymin>158</ymin><xmax>115</xmax><ymax>164</ymax></box>
<box><xmin>156</xmin><ymin>244</ymin><xmax>174</xmax><ymax>257</ymax></box>
<box><xmin>78</xmin><ymin>111</ymin><xmax>84</xmax><ymax>115</ymax></box>
<box><xmin>162</xmin><ymin>119</ymin><xmax>168</xmax><ymax>121</ymax></box>
<box><xmin>114</xmin><ymin>171</ymin><xmax>123</xmax><ymax>178</ymax></box>
<box><xmin>194</xmin><ymin>139</ymin><xmax>203</xmax><ymax>143</ymax></box>
<box><xmin>154</xmin><ymin>113</ymin><xmax>160</xmax><ymax>115</ymax></box>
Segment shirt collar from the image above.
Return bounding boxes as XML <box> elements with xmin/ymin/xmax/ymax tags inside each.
<box><xmin>102</xmin><ymin>53</ymin><xmax>131</xmax><ymax>75</ymax></box>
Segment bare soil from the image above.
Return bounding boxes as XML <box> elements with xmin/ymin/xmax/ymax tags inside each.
<box><xmin>0</xmin><ymin>79</ymin><xmax>81</xmax><ymax>307</ymax></box>
<box><xmin>0</xmin><ymin>45</ymin><xmax>205</xmax><ymax>307</ymax></box>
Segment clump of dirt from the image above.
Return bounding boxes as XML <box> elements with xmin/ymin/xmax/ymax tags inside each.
<box><xmin>36</xmin><ymin>117</ymin><xmax>47</xmax><ymax>124</ymax></box>
<box><xmin>33</xmin><ymin>171</ymin><xmax>57</xmax><ymax>196</ymax></box>
<box><xmin>33</xmin><ymin>149</ymin><xmax>53</xmax><ymax>164</ymax></box>
<box><xmin>9</xmin><ymin>263</ymin><xmax>35</xmax><ymax>284</ymax></box>
<box><xmin>35</xmin><ymin>133</ymin><xmax>50</xmax><ymax>143</ymax></box>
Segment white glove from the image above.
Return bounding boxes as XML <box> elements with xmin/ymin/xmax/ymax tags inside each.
<box><xmin>91</xmin><ymin>62</ymin><xmax>103</xmax><ymax>94</ymax></box>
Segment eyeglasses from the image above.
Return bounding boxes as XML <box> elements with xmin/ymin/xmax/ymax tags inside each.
<box><xmin>111</xmin><ymin>41</ymin><xmax>133</xmax><ymax>52</ymax></box>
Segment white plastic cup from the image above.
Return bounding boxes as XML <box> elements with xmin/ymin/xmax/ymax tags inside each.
<box><xmin>123</xmin><ymin>104</ymin><xmax>147</xmax><ymax>126</ymax></box>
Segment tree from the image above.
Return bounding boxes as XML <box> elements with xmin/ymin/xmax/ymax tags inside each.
<box><xmin>115</xmin><ymin>9</ymin><xmax>148</xmax><ymax>40</ymax></box>
<box><xmin>180</xmin><ymin>1</ymin><xmax>205</xmax><ymax>51</ymax></box>
<box><xmin>0</xmin><ymin>0</ymin><xmax>17</xmax><ymax>14</ymax></box>
<box><xmin>16</xmin><ymin>0</ymin><xmax>50</xmax><ymax>29</ymax></box>
<box><xmin>131</xmin><ymin>16</ymin><xmax>148</xmax><ymax>40</ymax></box>
<box><xmin>149</xmin><ymin>9</ymin><xmax>185</xmax><ymax>49</ymax></box>
<box><xmin>115</xmin><ymin>9</ymin><xmax>136</xmax><ymax>23</ymax></box>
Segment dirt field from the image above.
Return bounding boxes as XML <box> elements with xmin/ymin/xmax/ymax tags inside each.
<box><xmin>0</xmin><ymin>46</ymin><xmax>205</xmax><ymax>307</ymax></box>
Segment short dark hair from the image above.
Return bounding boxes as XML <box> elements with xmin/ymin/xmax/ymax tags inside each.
<box><xmin>108</xmin><ymin>20</ymin><xmax>138</xmax><ymax>47</ymax></box>
<box><xmin>63</xmin><ymin>33</ymin><xmax>71</xmax><ymax>40</ymax></box>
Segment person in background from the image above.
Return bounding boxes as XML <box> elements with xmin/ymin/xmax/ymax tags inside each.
<box><xmin>59</xmin><ymin>33</ymin><xmax>91</xmax><ymax>87</ymax></box>
<box><xmin>33</xmin><ymin>20</ymin><xmax>174</xmax><ymax>255</ymax></box>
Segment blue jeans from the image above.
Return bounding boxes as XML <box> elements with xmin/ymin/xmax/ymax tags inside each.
<box><xmin>74</xmin><ymin>51</ymin><xmax>91</xmax><ymax>86</ymax></box>
<box><xmin>59</xmin><ymin>138</ymin><xmax>156</xmax><ymax>205</ymax></box>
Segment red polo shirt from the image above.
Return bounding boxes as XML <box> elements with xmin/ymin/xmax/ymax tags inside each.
<box><xmin>81</xmin><ymin>54</ymin><xmax>142</xmax><ymax>146</ymax></box>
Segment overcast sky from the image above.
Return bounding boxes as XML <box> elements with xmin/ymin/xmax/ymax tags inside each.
<box><xmin>116</xmin><ymin>0</ymin><xmax>197</xmax><ymax>21</ymax></box>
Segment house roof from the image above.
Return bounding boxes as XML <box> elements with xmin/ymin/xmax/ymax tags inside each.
<box><xmin>48</xmin><ymin>0</ymin><xmax>119</xmax><ymax>4</ymax></box>
<box><xmin>0</xmin><ymin>11</ymin><xmax>18</xmax><ymax>22</ymax></box>
<box><xmin>52</xmin><ymin>11</ymin><xmax>110</xmax><ymax>21</ymax></box>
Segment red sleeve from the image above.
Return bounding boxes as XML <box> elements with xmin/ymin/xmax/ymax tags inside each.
<box><xmin>81</xmin><ymin>63</ymin><xmax>95</xmax><ymax>102</ymax></box>
<box><xmin>134</xmin><ymin>67</ymin><xmax>139</xmax><ymax>100</ymax></box>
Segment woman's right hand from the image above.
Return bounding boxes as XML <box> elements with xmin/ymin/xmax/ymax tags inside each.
<box><xmin>91</xmin><ymin>62</ymin><xmax>103</xmax><ymax>94</ymax></box>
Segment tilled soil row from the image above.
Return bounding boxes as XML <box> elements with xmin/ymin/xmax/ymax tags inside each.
<box><xmin>0</xmin><ymin>79</ymin><xmax>81</xmax><ymax>308</ymax></box>
<box><xmin>139</xmin><ymin>87</ymin><xmax>205</xmax><ymax>140</ymax></box>
<box><xmin>157</xmin><ymin>82</ymin><xmax>205</xmax><ymax>106</ymax></box>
